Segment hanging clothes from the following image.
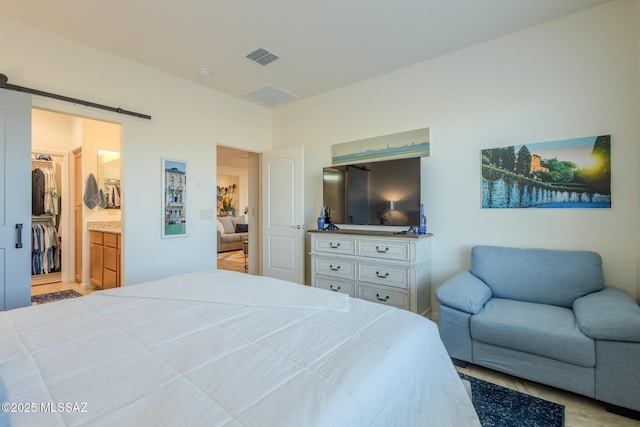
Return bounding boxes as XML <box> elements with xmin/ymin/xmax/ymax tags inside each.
<box><xmin>31</xmin><ymin>222</ymin><xmax>61</xmax><ymax>275</ymax></box>
<box><xmin>32</xmin><ymin>163</ymin><xmax>58</xmax><ymax>216</ymax></box>
<box><xmin>103</xmin><ymin>182</ymin><xmax>121</xmax><ymax>209</ymax></box>
<box><xmin>32</xmin><ymin>168</ymin><xmax>46</xmax><ymax>215</ymax></box>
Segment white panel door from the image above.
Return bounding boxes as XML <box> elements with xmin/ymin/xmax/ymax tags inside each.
<box><xmin>0</xmin><ymin>88</ymin><xmax>32</xmax><ymax>310</ymax></box>
<box><xmin>261</xmin><ymin>146</ymin><xmax>304</xmax><ymax>284</ymax></box>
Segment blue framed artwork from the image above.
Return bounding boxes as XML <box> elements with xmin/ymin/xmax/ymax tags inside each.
<box><xmin>162</xmin><ymin>158</ymin><xmax>187</xmax><ymax>237</ymax></box>
<box><xmin>481</xmin><ymin>135</ymin><xmax>611</xmax><ymax>209</ymax></box>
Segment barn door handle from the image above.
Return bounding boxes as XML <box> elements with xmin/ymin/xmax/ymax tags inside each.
<box><xmin>15</xmin><ymin>223</ymin><xmax>23</xmax><ymax>248</ymax></box>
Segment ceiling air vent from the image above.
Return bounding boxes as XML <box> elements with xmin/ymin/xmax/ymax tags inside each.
<box><xmin>246</xmin><ymin>48</ymin><xmax>279</xmax><ymax>66</ymax></box>
<box><xmin>245</xmin><ymin>85</ymin><xmax>298</xmax><ymax>106</ymax></box>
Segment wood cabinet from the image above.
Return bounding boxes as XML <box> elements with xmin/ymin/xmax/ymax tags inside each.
<box><xmin>310</xmin><ymin>230</ymin><xmax>431</xmax><ymax>316</ymax></box>
<box><xmin>89</xmin><ymin>231</ymin><xmax>120</xmax><ymax>289</ymax></box>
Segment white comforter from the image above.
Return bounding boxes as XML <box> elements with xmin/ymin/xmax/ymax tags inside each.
<box><xmin>0</xmin><ymin>270</ymin><xmax>479</xmax><ymax>426</ymax></box>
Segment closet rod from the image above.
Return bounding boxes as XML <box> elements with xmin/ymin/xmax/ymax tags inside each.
<box><xmin>0</xmin><ymin>73</ymin><xmax>151</xmax><ymax>120</ymax></box>
<box><xmin>32</xmin><ymin>216</ymin><xmax>54</xmax><ymax>223</ymax></box>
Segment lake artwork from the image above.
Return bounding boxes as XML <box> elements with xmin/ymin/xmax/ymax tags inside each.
<box><xmin>481</xmin><ymin>135</ymin><xmax>611</xmax><ymax>209</ymax></box>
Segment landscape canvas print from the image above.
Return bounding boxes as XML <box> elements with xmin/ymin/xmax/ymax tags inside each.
<box><xmin>481</xmin><ymin>135</ymin><xmax>611</xmax><ymax>209</ymax></box>
<box><xmin>332</xmin><ymin>128</ymin><xmax>429</xmax><ymax>164</ymax></box>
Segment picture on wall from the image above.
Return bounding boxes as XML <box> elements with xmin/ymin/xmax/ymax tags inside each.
<box><xmin>332</xmin><ymin>127</ymin><xmax>429</xmax><ymax>164</ymax></box>
<box><xmin>162</xmin><ymin>158</ymin><xmax>187</xmax><ymax>237</ymax></box>
<box><xmin>481</xmin><ymin>135</ymin><xmax>611</xmax><ymax>209</ymax></box>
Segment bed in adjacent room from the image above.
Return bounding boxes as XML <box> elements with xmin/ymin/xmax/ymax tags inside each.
<box><xmin>0</xmin><ymin>270</ymin><xmax>479</xmax><ymax>426</ymax></box>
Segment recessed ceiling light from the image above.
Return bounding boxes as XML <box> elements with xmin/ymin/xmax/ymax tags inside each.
<box><xmin>198</xmin><ymin>68</ymin><xmax>213</xmax><ymax>78</ymax></box>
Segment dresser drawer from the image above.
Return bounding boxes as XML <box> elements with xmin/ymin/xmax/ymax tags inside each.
<box><xmin>315</xmin><ymin>276</ymin><xmax>356</xmax><ymax>297</ymax></box>
<box><xmin>358</xmin><ymin>240</ymin><xmax>410</xmax><ymax>261</ymax></box>
<box><xmin>359</xmin><ymin>283</ymin><xmax>410</xmax><ymax>310</ymax></box>
<box><xmin>314</xmin><ymin>236</ymin><xmax>356</xmax><ymax>256</ymax></box>
<box><xmin>315</xmin><ymin>257</ymin><xmax>356</xmax><ymax>280</ymax></box>
<box><xmin>358</xmin><ymin>262</ymin><xmax>409</xmax><ymax>289</ymax></box>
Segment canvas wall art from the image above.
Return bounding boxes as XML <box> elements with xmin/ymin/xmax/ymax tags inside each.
<box><xmin>481</xmin><ymin>135</ymin><xmax>611</xmax><ymax>209</ymax></box>
<box><xmin>332</xmin><ymin>128</ymin><xmax>429</xmax><ymax>165</ymax></box>
<box><xmin>162</xmin><ymin>158</ymin><xmax>187</xmax><ymax>237</ymax></box>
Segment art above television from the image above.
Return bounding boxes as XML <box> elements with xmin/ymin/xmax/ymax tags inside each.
<box><xmin>323</xmin><ymin>157</ymin><xmax>421</xmax><ymax>226</ymax></box>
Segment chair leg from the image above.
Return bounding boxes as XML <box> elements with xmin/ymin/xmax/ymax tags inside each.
<box><xmin>451</xmin><ymin>358</ymin><xmax>468</xmax><ymax>368</ymax></box>
<box><xmin>606</xmin><ymin>403</ymin><xmax>640</xmax><ymax>421</ymax></box>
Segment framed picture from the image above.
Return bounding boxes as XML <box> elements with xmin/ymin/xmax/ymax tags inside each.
<box><xmin>162</xmin><ymin>158</ymin><xmax>187</xmax><ymax>237</ymax></box>
<box><xmin>331</xmin><ymin>127</ymin><xmax>430</xmax><ymax>165</ymax></box>
<box><xmin>481</xmin><ymin>135</ymin><xmax>611</xmax><ymax>209</ymax></box>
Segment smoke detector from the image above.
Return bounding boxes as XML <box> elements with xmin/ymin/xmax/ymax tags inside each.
<box><xmin>198</xmin><ymin>68</ymin><xmax>213</xmax><ymax>78</ymax></box>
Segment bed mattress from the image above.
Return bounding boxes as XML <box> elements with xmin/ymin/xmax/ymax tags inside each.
<box><xmin>0</xmin><ymin>270</ymin><xmax>479</xmax><ymax>426</ymax></box>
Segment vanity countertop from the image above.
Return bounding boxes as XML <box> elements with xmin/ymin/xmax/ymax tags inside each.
<box><xmin>87</xmin><ymin>221</ymin><xmax>121</xmax><ymax>234</ymax></box>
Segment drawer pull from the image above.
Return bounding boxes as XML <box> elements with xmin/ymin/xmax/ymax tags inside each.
<box><xmin>376</xmin><ymin>271</ymin><xmax>389</xmax><ymax>279</ymax></box>
<box><xmin>329</xmin><ymin>264</ymin><xmax>341</xmax><ymax>271</ymax></box>
<box><xmin>375</xmin><ymin>246</ymin><xmax>389</xmax><ymax>253</ymax></box>
<box><xmin>376</xmin><ymin>293</ymin><xmax>390</xmax><ymax>302</ymax></box>
<box><xmin>329</xmin><ymin>242</ymin><xmax>341</xmax><ymax>249</ymax></box>
<box><xmin>330</xmin><ymin>285</ymin><xmax>341</xmax><ymax>292</ymax></box>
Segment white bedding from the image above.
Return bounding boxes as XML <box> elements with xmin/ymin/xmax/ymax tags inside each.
<box><xmin>0</xmin><ymin>270</ymin><xmax>479</xmax><ymax>426</ymax></box>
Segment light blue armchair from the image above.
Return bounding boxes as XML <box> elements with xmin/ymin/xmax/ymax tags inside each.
<box><xmin>435</xmin><ymin>245</ymin><xmax>640</xmax><ymax>416</ymax></box>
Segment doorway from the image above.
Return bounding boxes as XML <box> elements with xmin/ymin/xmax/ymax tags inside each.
<box><xmin>30</xmin><ymin>108</ymin><xmax>121</xmax><ymax>300</ymax></box>
<box><xmin>216</xmin><ymin>146</ymin><xmax>259</xmax><ymax>274</ymax></box>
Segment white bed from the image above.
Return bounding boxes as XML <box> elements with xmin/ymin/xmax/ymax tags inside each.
<box><xmin>0</xmin><ymin>270</ymin><xmax>479</xmax><ymax>426</ymax></box>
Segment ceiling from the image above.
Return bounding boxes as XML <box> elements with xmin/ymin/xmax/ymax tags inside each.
<box><xmin>217</xmin><ymin>146</ymin><xmax>248</xmax><ymax>169</ymax></box>
<box><xmin>1</xmin><ymin>0</ymin><xmax>610</xmax><ymax>107</ymax></box>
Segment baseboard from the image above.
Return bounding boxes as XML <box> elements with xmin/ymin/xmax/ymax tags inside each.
<box><xmin>606</xmin><ymin>403</ymin><xmax>640</xmax><ymax>421</ymax></box>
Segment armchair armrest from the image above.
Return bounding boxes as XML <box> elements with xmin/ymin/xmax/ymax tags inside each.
<box><xmin>435</xmin><ymin>270</ymin><xmax>492</xmax><ymax>314</ymax></box>
<box><xmin>574</xmin><ymin>287</ymin><xmax>640</xmax><ymax>342</ymax></box>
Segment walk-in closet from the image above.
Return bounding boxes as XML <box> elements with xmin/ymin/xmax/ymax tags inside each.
<box><xmin>30</xmin><ymin>108</ymin><xmax>121</xmax><ymax>295</ymax></box>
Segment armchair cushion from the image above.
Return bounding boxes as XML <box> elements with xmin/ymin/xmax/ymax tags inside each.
<box><xmin>435</xmin><ymin>271</ymin><xmax>492</xmax><ymax>314</ymax></box>
<box><xmin>574</xmin><ymin>287</ymin><xmax>640</xmax><ymax>343</ymax></box>
<box><xmin>471</xmin><ymin>298</ymin><xmax>595</xmax><ymax>367</ymax></box>
<box><xmin>471</xmin><ymin>246</ymin><xmax>604</xmax><ymax>308</ymax></box>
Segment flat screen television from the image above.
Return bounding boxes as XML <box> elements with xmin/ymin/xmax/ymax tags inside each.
<box><xmin>322</xmin><ymin>157</ymin><xmax>421</xmax><ymax>227</ymax></box>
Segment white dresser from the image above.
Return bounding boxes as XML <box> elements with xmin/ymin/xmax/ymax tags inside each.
<box><xmin>309</xmin><ymin>230</ymin><xmax>431</xmax><ymax>316</ymax></box>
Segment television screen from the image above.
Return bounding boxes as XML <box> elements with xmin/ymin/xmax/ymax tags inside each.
<box><xmin>323</xmin><ymin>157</ymin><xmax>421</xmax><ymax>226</ymax></box>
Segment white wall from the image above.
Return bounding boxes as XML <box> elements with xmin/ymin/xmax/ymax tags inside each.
<box><xmin>1</xmin><ymin>16</ymin><xmax>273</xmax><ymax>285</ymax></box>
<box><xmin>273</xmin><ymin>0</ymin><xmax>639</xmax><ymax>307</ymax></box>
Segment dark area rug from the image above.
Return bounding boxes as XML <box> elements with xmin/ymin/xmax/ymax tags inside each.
<box><xmin>31</xmin><ymin>290</ymin><xmax>83</xmax><ymax>305</ymax></box>
<box><xmin>460</xmin><ymin>373</ymin><xmax>565</xmax><ymax>427</ymax></box>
